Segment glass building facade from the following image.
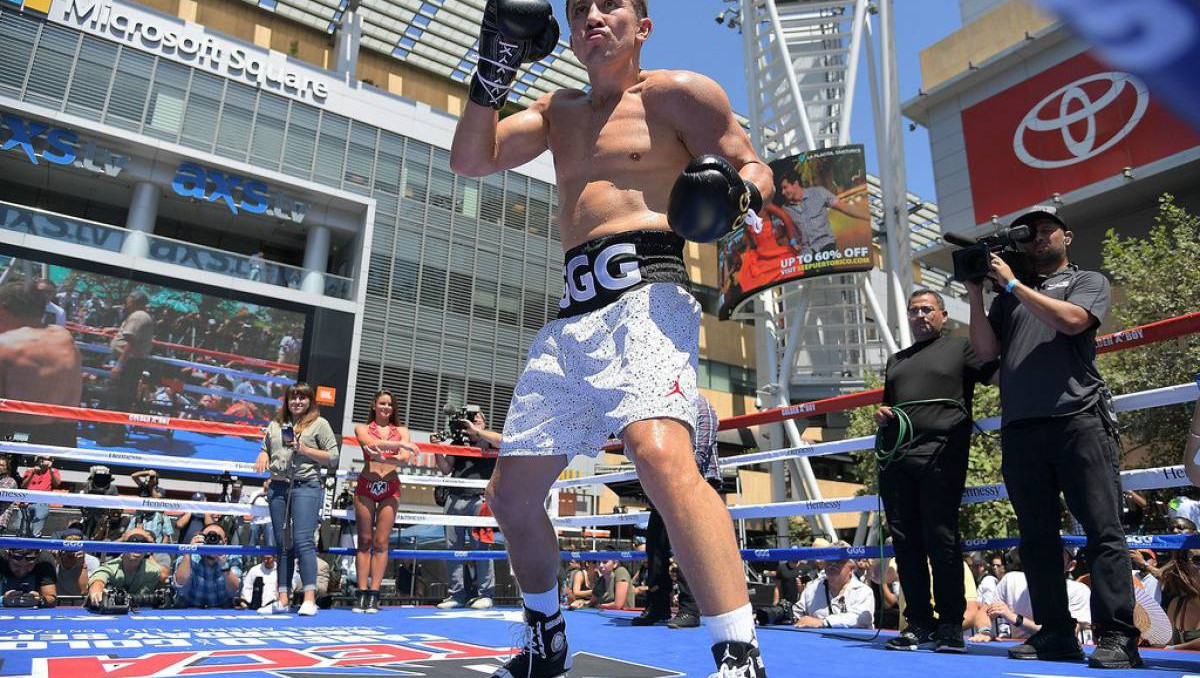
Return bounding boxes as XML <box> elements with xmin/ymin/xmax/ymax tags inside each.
<box><xmin>0</xmin><ymin>4</ymin><xmax>755</xmax><ymax>438</ymax></box>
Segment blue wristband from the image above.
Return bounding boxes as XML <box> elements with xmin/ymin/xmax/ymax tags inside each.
<box><xmin>1005</xmin><ymin>279</ymin><xmax>1019</xmax><ymax>293</ymax></box>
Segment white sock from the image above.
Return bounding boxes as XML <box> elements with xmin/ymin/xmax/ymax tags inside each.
<box><xmin>703</xmin><ymin>603</ymin><xmax>758</xmax><ymax>646</ymax></box>
<box><xmin>522</xmin><ymin>586</ymin><xmax>559</xmax><ymax>616</ymax></box>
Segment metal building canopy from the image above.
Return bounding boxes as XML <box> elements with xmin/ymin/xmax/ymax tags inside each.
<box><xmin>240</xmin><ymin>0</ymin><xmax>591</xmax><ymax>108</ymax></box>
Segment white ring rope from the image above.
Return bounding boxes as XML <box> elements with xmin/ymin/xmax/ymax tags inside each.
<box><xmin>2</xmin><ymin>381</ymin><xmax>1194</xmax><ymax>530</ymax></box>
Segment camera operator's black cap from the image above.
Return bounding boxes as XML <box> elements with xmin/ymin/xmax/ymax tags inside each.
<box><xmin>1012</xmin><ymin>204</ymin><xmax>1067</xmax><ymax>230</ymax></box>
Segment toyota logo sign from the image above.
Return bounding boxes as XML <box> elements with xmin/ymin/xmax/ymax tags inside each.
<box><xmin>962</xmin><ymin>52</ymin><xmax>1200</xmax><ymax>226</ymax></box>
<box><xmin>1013</xmin><ymin>72</ymin><xmax>1149</xmax><ymax>169</ymax></box>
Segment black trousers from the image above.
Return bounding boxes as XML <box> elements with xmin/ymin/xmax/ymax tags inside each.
<box><xmin>879</xmin><ymin>430</ymin><xmax>969</xmax><ymax>629</ymax></box>
<box><xmin>1001</xmin><ymin>411</ymin><xmax>1137</xmax><ymax>637</ymax></box>
<box><xmin>644</xmin><ymin>504</ymin><xmax>698</xmax><ymax>616</ymax></box>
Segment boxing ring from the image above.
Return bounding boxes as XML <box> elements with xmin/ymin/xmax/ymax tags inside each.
<box><xmin>0</xmin><ymin>312</ymin><xmax>1196</xmax><ymax>677</ymax></box>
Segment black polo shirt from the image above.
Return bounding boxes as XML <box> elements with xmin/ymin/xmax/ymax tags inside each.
<box><xmin>987</xmin><ymin>265</ymin><xmax>1111</xmax><ymax>424</ymax></box>
<box><xmin>882</xmin><ymin>334</ymin><xmax>995</xmax><ymax>453</ymax></box>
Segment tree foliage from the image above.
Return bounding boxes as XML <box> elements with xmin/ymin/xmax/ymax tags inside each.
<box><xmin>1099</xmin><ymin>194</ymin><xmax>1200</xmax><ymax>470</ymax></box>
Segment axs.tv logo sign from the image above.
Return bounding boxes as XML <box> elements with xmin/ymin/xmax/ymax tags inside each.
<box><xmin>171</xmin><ymin>162</ymin><xmax>308</xmax><ymax>223</ymax></box>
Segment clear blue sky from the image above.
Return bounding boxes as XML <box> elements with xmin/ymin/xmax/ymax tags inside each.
<box><xmin>641</xmin><ymin>1</ymin><xmax>963</xmax><ymax>202</ymax></box>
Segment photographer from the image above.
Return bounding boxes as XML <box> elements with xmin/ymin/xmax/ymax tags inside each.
<box><xmin>0</xmin><ymin>548</ymin><xmax>55</xmax><ymax>608</ymax></box>
<box><xmin>131</xmin><ymin>469</ymin><xmax>162</xmax><ymax>498</ymax></box>
<box><xmin>877</xmin><ymin>289</ymin><xmax>996</xmax><ymax>652</ymax></box>
<box><xmin>80</xmin><ymin>465</ymin><xmax>122</xmax><ymax>542</ymax></box>
<box><xmin>966</xmin><ymin>206</ymin><xmax>1139</xmax><ymax>669</ymax></box>
<box><xmin>172</xmin><ymin>524</ymin><xmax>239</xmax><ymax>608</ymax></box>
<box><xmin>432</xmin><ymin>406</ymin><xmax>498</xmax><ymax>610</ymax></box>
<box><xmin>17</xmin><ymin>455</ymin><xmax>61</xmax><ymax>537</ymax></box>
<box><xmin>86</xmin><ymin>528</ymin><xmax>165</xmax><ymax>609</ymax></box>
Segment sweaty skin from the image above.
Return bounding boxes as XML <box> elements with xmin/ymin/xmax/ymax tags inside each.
<box><xmin>0</xmin><ymin>324</ymin><xmax>82</xmax><ymax>424</ymax></box>
<box><xmin>547</xmin><ymin>70</ymin><xmax>770</xmax><ymax>249</ymax></box>
<box><xmin>451</xmin><ymin>4</ymin><xmax>772</xmax><ymax>249</ymax></box>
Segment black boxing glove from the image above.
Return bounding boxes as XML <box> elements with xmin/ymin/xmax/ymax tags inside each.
<box><xmin>470</xmin><ymin>0</ymin><xmax>560</xmax><ymax>110</ymax></box>
<box><xmin>668</xmin><ymin>155</ymin><xmax>763</xmax><ymax>243</ymax></box>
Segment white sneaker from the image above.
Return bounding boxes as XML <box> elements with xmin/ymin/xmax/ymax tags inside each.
<box><xmin>436</xmin><ymin>598</ymin><xmax>463</xmax><ymax>609</ymax></box>
<box><xmin>257</xmin><ymin>601</ymin><xmax>287</xmax><ymax>615</ymax></box>
<box><xmin>469</xmin><ymin>597</ymin><xmax>494</xmax><ymax>610</ymax></box>
<box><xmin>297</xmin><ymin>601</ymin><xmax>318</xmax><ymax>617</ymax></box>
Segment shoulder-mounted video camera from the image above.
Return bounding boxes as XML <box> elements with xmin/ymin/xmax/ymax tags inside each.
<box><xmin>438</xmin><ymin>404</ymin><xmax>482</xmax><ymax>446</ymax></box>
<box><xmin>944</xmin><ymin>224</ymin><xmax>1034</xmax><ymax>285</ymax></box>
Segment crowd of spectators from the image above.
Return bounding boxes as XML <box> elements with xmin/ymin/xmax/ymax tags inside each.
<box><xmin>708</xmin><ymin>508</ymin><xmax>1200</xmax><ymax>651</ymax></box>
<box><xmin>0</xmin><ymin>454</ymin><xmax>341</xmax><ymax>611</ymax></box>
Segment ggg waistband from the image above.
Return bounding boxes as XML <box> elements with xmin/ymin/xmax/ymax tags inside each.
<box><xmin>558</xmin><ymin>229</ymin><xmax>689</xmax><ymax>318</ymax></box>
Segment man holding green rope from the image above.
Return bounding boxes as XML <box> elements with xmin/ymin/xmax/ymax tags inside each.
<box><xmin>877</xmin><ymin>289</ymin><xmax>997</xmax><ymax>653</ymax></box>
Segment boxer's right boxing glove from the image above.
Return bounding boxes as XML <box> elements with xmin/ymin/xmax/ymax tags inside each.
<box><xmin>470</xmin><ymin>0</ymin><xmax>560</xmax><ymax>110</ymax></box>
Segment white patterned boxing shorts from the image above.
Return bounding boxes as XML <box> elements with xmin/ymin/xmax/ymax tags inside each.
<box><xmin>499</xmin><ymin>231</ymin><xmax>700</xmax><ymax>460</ymax></box>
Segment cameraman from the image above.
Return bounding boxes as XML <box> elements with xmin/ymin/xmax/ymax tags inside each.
<box><xmin>966</xmin><ymin>206</ymin><xmax>1139</xmax><ymax>669</ymax></box>
<box><xmin>86</xmin><ymin>528</ymin><xmax>165</xmax><ymax>608</ymax></box>
<box><xmin>432</xmin><ymin>407</ymin><xmax>499</xmax><ymax>610</ymax></box>
<box><xmin>173</xmin><ymin>524</ymin><xmax>239</xmax><ymax>608</ymax></box>
<box><xmin>0</xmin><ymin>548</ymin><xmax>55</xmax><ymax>607</ymax></box>
<box><xmin>80</xmin><ymin>465</ymin><xmax>122</xmax><ymax>542</ymax></box>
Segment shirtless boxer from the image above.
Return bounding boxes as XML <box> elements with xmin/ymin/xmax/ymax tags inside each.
<box><xmin>0</xmin><ymin>282</ymin><xmax>81</xmax><ymax>447</ymax></box>
<box><xmin>450</xmin><ymin>1</ymin><xmax>772</xmax><ymax>676</ymax></box>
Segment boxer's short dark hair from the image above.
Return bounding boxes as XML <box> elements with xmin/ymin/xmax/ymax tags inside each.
<box><xmin>566</xmin><ymin>0</ymin><xmax>648</xmax><ymax>19</ymax></box>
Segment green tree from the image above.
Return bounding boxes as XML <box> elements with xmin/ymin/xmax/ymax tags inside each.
<box><xmin>1099</xmin><ymin>194</ymin><xmax>1200</xmax><ymax>470</ymax></box>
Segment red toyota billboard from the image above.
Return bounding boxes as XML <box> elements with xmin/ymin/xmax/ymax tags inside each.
<box><xmin>961</xmin><ymin>52</ymin><xmax>1200</xmax><ymax>226</ymax></box>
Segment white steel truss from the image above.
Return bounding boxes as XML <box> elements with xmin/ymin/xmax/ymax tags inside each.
<box><xmin>736</xmin><ymin>0</ymin><xmax>922</xmax><ymax>544</ymax></box>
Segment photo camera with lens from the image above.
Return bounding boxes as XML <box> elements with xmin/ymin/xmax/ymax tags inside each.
<box><xmin>944</xmin><ymin>224</ymin><xmax>1034</xmax><ymax>285</ymax></box>
<box><xmin>438</xmin><ymin>404</ymin><xmax>482</xmax><ymax>446</ymax></box>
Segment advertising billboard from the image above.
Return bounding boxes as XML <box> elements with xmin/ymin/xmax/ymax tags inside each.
<box><xmin>717</xmin><ymin>144</ymin><xmax>874</xmax><ymax>319</ymax></box>
<box><xmin>0</xmin><ymin>249</ymin><xmax>308</xmax><ymax>465</ymax></box>
<box><xmin>961</xmin><ymin>51</ymin><xmax>1200</xmax><ymax>226</ymax></box>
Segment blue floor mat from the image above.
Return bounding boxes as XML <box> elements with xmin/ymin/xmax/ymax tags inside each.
<box><xmin>0</xmin><ymin>607</ymin><xmax>1196</xmax><ymax>677</ymax></box>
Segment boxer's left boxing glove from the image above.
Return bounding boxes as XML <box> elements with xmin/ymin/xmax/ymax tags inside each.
<box><xmin>668</xmin><ymin>154</ymin><xmax>763</xmax><ymax>243</ymax></box>
<box><xmin>470</xmin><ymin>0</ymin><xmax>560</xmax><ymax>110</ymax></box>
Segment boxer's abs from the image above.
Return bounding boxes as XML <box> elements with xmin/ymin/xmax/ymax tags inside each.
<box><xmin>547</xmin><ymin>88</ymin><xmax>690</xmax><ymax>250</ymax></box>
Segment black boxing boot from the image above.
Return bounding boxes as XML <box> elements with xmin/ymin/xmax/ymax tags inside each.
<box><xmin>470</xmin><ymin>0</ymin><xmax>559</xmax><ymax>109</ymax></box>
<box><xmin>708</xmin><ymin>641</ymin><xmax>767</xmax><ymax>678</ymax></box>
<box><xmin>668</xmin><ymin>155</ymin><xmax>763</xmax><ymax>243</ymax></box>
<box><xmin>491</xmin><ymin>607</ymin><xmax>571</xmax><ymax>678</ymax></box>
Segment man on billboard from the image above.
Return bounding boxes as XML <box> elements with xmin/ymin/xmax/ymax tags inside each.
<box><xmin>776</xmin><ymin>167</ymin><xmax>870</xmax><ymax>259</ymax></box>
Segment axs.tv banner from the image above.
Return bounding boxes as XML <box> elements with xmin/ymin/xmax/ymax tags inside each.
<box><xmin>717</xmin><ymin>144</ymin><xmax>874</xmax><ymax>319</ymax></box>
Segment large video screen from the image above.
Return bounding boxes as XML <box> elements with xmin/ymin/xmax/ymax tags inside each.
<box><xmin>718</xmin><ymin>144</ymin><xmax>875</xmax><ymax>319</ymax></box>
<box><xmin>0</xmin><ymin>250</ymin><xmax>307</xmax><ymax>465</ymax></box>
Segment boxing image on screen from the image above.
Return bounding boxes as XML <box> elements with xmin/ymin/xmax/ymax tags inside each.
<box><xmin>717</xmin><ymin>144</ymin><xmax>874</xmax><ymax>319</ymax></box>
<box><xmin>0</xmin><ymin>252</ymin><xmax>307</xmax><ymax>465</ymax></box>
